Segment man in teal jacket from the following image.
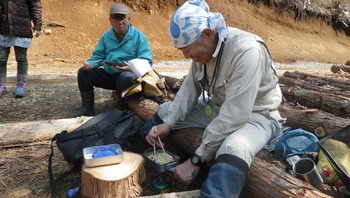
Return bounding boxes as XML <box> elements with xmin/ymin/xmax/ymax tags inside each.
<box><xmin>71</xmin><ymin>3</ymin><xmax>152</xmax><ymax>118</ymax></box>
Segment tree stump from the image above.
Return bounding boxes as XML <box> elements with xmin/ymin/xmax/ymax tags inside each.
<box><xmin>81</xmin><ymin>152</ymin><xmax>146</xmax><ymax>198</ymax></box>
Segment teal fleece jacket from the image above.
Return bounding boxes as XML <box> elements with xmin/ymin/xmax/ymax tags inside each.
<box><xmin>87</xmin><ymin>24</ymin><xmax>153</xmax><ymax>75</ymax></box>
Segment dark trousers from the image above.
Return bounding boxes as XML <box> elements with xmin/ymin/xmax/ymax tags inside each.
<box><xmin>77</xmin><ymin>68</ymin><xmax>137</xmax><ymax>97</ymax></box>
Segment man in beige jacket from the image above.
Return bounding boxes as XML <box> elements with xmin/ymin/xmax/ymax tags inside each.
<box><xmin>137</xmin><ymin>0</ymin><xmax>285</xmax><ymax>197</ymax></box>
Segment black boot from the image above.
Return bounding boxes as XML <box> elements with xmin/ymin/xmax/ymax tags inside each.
<box><xmin>70</xmin><ymin>90</ymin><xmax>95</xmax><ymax>118</ymax></box>
<box><xmin>200</xmin><ymin>154</ymin><xmax>249</xmax><ymax>198</ymax></box>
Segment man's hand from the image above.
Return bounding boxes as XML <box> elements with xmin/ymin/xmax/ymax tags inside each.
<box><xmin>174</xmin><ymin>159</ymin><xmax>201</xmax><ymax>184</ymax></box>
<box><xmin>114</xmin><ymin>61</ymin><xmax>131</xmax><ymax>71</ymax></box>
<box><xmin>81</xmin><ymin>62</ymin><xmax>93</xmax><ymax>71</ymax></box>
<box><xmin>145</xmin><ymin>123</ymin><xmax>171</xmax><ymax>147</ymax></box>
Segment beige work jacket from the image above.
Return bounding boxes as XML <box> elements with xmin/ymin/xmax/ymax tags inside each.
<box><xmin>159</xmin><ymin>27</ymin><xmax>282</xmax><ymax>161</ymax></box>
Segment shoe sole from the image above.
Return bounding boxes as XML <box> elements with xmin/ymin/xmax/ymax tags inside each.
<box><xmin>15</xmin><ymin>92</ymin><xmax>25</xmax><ymax>98</ymax></box>
<box><xmin>15</xmin><ymin>94</ymin><xmax>25</xmax><ymax>98</ymax></box>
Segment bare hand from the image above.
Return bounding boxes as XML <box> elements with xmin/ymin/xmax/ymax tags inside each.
<box><xmin>145</xmin><ymin>123</ymin><xmax>171</xmax><ymax>147</ymax></box>
<box><xmin>81</xmin><ymin>62</ymin><xmax>92</xmax><ymax>71</ymax></box>
<box><xmin>174</xmin><ymin>159</ymin><xmax>201</xmax><ymax>184</ymax></box>
<box><xmin>114</xmin><ymin>61</ymin><xmax>131</xmax><ymax>71</ymax></box>
<box><xmin>34</xmin><ymin>30</ymin><xmax>41</xmax><ymax>37</ymax></box>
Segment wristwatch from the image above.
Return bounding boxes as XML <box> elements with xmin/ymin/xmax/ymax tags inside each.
<box><xmin>191</xmin><ymin>153</ymin><xmax>205</xmax><ymax>167</ymax></box>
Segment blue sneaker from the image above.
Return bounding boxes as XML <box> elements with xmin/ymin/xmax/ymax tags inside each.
<box><xmin>0</xmin><ymin>83</ymin><xmax>7</xmax><ymax>97</ymax></box>
<box><xmin>15</xmin><ymin>82</ymin><xmax>26</xmax><ymax>98</ymax></box>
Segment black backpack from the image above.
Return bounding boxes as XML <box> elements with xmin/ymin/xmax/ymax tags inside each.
<box><xmin>48</xmin><ymin>110</ymin><xmax>144</xmax><ymax>198</ymax></box>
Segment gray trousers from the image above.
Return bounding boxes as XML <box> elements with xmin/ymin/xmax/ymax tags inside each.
<box><xmin>158</xmin><ymin>98</ymin><xmax>284</xmax><ymax>166</ymax></box>
<box><xmin>0</xmin><ymin>46</ymin><xmax>28</xmax><ymax>83</ymax></box>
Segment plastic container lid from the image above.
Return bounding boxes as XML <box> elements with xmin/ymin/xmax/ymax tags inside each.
<box><xmin>92</xmin><ymin>149</ymin><xmax>117</xmax><ymax>158</ymax></box>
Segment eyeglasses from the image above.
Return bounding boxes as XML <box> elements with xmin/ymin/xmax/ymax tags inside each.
<box><xmin>111</xmin><ymin>15</ymin><xmax>127</xmax><ymax>21</ymax></box>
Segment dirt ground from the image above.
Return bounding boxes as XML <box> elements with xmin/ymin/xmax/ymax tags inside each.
<box><xmin>1</xmin><ymin>0</ymin><xmax>350</xmax><ymax>197</ymax></box>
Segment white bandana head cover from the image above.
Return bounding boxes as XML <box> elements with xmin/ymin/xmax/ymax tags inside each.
<box><xmin>169</xmin><ymin>0</ymin><xmax>228</xmax><ymax>48</ymax></box>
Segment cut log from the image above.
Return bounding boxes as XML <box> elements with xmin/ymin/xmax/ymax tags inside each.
<box><xmin>280</xmin><ymin>83</ymin><xmax>350</xmax><ymax>118</ymax></box>
<box><xmin>279</xmin><ymin>76</ymin><xmax>350</xmax><ymax>97</ymax></box>
<box><xmin>162</xmin><ymin>75</ymin><xmax>185</xmax><ymax>91</ymax></box>
<box><xmin>346</xmin><ymin>60</ymin><xmax>350</xmax><ymax>66</ymax></box>
<box><xmin>0</xmin><ymin>116</ymin><xmax>91</xmax><ymax>145</ymax></box>
<box><xmin>127</xmin><ymin>98</ymin><xmax>159</xmax><ymax>122</ymax></box>
<box><xmin>282</xmin><ymin>71</ymin><xmax>350</xmax><ymax>90</ymax></box>
<box><xmin>278</xmin><ymin>102</ymin><xmax>350</xmax><ymax>138</ymax></box>
<box><xmin>243</xmin><ymin>151</ymin><xmax>334</xmax><ymax>198</ymax></box>
<box><xmin>81</xmin><ymin>151</ymin><xmax>146</xmax><ymax>198</ymax></box>
<box><xmin>331</xmin><ymin>64</ymin><xmax>350</xmax><ymax>73</ymax></box>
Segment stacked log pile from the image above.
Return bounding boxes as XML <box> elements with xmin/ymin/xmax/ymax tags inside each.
<box><xmin>279</xmin><ymin>70</ymin><xmax>350</xmax><ymax>137</ymax></box>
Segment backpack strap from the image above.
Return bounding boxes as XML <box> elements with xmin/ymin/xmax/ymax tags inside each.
<box><xmin>48</xmin><ymin>135</ymin><xmax>70</xmax><ymax>198</ymax></box>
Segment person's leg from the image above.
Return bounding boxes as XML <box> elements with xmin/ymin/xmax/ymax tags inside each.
<box><xmin>71</xmin><ymin>68</ymin><xmax>118</xmax><ymax>117</ymax></box>
<box><xmin>115</xmin><ymin>71</ymin><xmax>138</xmax><ymax>109</ymax></box>
<box><xmin>157</xmin><ymin>96</ymin><xmax>218</xmax><ymax>130</ymax></box>
<box><xmin>79</xmin><ymin>68</ymin><xmax>119</xmax><ymax>91</ymax></box>
<box><xmin>14</xmin><ymin>46</ymin><xmax>28</xmax><ymax>98</ymax></box>
<box><xmin>200</xmin><ymin>154</ymin><xmax>249</xmax><ymax>198</ymax></box>
<box><xmin>0</xmin><ymin>46</ymin><xmax>10</xmax><ymax>96</ymax></box>
<box><xmin>200</xmin><ymin>110</ymin><xmax>283</xmax><ymax>198</ymax></box>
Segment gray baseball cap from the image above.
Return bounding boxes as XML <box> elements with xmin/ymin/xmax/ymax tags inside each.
<box><xmin>110</xmin><ymin>3</ymin><xmax>129</xmax><ymax>15</ymax></box>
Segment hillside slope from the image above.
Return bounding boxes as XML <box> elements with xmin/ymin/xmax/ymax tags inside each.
<box><xmin>30</xmin><ymin>0</ymin><xmax>350</xmax><ymax>66</ymax></box>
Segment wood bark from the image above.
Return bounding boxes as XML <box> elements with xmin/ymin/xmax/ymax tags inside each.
<box><xmin>81</xmin><ymin>152</ymin><xmax>146</xmax><ymax>198</ymax></box>
<box><xmin>282</xmin><ymin>71</ymin><xmax>350</xmax><ymax>91</ymax></box>
<box><xmin>280</xmin><ymin>83</ymin><xmax>350</xmax><ymax>118</ymax></box>
<box><xmin>127</xmin><ymin>98</ymin><xmax>159</xmax><ymax>122</ymax></box>
<box><xmin>243</xmin><ymin>151</ymin><xmax>334</xmax><ymax>198</ymax></box>
<box><xmin>346</xmin><ymin>60</ymin><xmax>350</xmax><ymax>66</ymax></box>
<box><xmin>162</xmin><ymin>75</ymin><xmax>185</xmax><ymax>91</ymax></box>
<box><xmin>279</xmin><ymin>76</ymin><xmax>350</xmax><ymax>97</ymax></box>
<box><xmin>0</xmin><ymin>116</ymin><xmax>91</xmax><ymax>146</ymax></box>
<box><xmin>331</xmin><ymin>64</ymin><xmax>350</xmax><ymax>73</ymax></box>
<box><xmin>278</xmin><ymin>102</ymin><xmax>350</xmax><ymax>138</ymax></box>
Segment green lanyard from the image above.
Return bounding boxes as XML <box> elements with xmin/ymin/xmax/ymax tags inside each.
<box><xmin>201</xmin><ymin>40</ymin><xmax>225</xmax><ymax>116</ymax></box>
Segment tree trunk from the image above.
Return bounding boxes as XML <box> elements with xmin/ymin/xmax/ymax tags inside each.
<box><xmin>279</xmin><ymin>76</ymin><xmax>350</xmax><ymax>97</ymax></box>
<box><xmin>280</xmin><ymin>84</ymin><xmax>350</xmax><ymax>118</ymax></box>
<box><xmin>81</xmin><ymin>152</ymin><xmax>146</xmax><ymax>198</ymax></box>
<box><xmin>243</xmin><ymin>151</ymin><xmax>334</xmax><ymax>198</ymax></box>
<box><xmin>278</xmin><ymin>102</ymin><xmax>350</xmax><ymax>138</ymax></box>
<box><xmin>282</xmin><ymin>71</ymin><xmax>350</xmax><ymax>90</ymax></box>
<box><xmin>128</xmin><ymin>98</ymin><xmax>159</xmax><ymax>122</ymax></box>
<box><xmin>0</xmin><ymin>116</ymin><xmax>91</xmax><ymax>145</ymax></box>
<box><xmin>331</xmin><ymin>64</ymin><xmax>350</xmax><ymax>73</ymax></box>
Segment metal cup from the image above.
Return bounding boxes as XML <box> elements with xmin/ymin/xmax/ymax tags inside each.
<box><xmin>293</xmin><ymin>158</ymin><xmax>323</xmax><ymax>188</ymax></box>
